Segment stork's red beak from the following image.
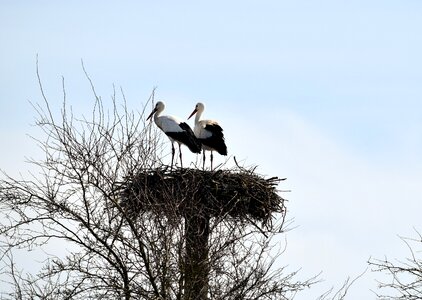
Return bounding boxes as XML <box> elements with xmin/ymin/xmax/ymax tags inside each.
<box><xmin>147</xmin><ymin>108</ymin><xmax>157</xmax><ymax>121</ymax></box>
<box><xmin>188</xmin><ymin>108</ymin><xmax>197</xmax><ymax>120</ymax></box>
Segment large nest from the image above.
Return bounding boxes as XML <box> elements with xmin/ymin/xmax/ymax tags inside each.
<box><xmin>119</xmin><ymin>167</ymin><xmax>286</xmax><ymax>227</ymax></box>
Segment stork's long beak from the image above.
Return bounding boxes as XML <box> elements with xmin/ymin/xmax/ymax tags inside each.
<box><xmin>188</xmin><ymin>108</ymin><xmax>197</xmax><ymax>120</ymax></box>
<box><xmin>147</xmin><ymin>108</ymin><xmax>157</xmax><ymax>121</ymax></box>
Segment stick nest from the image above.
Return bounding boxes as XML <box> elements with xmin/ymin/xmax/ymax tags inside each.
<box><xmin>119</xmin><ymin>167</ymin><xmax>286</xmax><ymax>227</ymax></box>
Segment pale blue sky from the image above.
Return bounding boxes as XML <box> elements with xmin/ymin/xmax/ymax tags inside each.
<box><xmin>1</xmin><ymin>1</ymin><xmax>422</xmax><ymax>298</ymax></box>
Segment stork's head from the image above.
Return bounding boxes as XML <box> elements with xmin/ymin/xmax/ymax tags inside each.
<box><xmin>188</xmin><ymin>102</ymin><xmax>205</xmax><ymax>119</ymax></box>
<box><xmin>147</xmin><ymin>101</ymin><xmax>165</xmax><ymax>121</ymax></box>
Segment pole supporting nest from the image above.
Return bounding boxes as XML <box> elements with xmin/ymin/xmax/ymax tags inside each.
<box><xmin>183</xmin><ymin>213</ymin><xmax>210</xmax><ymax>300</ymax></box>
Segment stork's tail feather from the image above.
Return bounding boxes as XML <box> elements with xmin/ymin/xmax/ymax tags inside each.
<box><xmin>177</xmin><ymin>122</ymin><xmax>202</xmax><ymax>154</ymax></box>
<box><xmin>187</xmin><ymin>138</ymin><xmax>202</xmax><ymax>154</ymax></box>
<box><xmin>199</xmin><ymin>138</ymin><xmax>227</xmax><ymax>156</ymax></box>
<box><xmin>217</xmin><ymin>143</ymin><xmax>228</xmax><ymax>156</ymax></box>
<box><xmin>214</xmin><ymin>141</ymin><xmax>227</xmax><ymax>156</ymax></box>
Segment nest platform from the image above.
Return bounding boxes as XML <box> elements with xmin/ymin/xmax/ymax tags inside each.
<box><xmin>119</xmin><ymin>167</ymin><xmax>285</xmax><ymax>227</ymax></box>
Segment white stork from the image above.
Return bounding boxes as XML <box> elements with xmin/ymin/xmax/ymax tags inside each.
<box><xmin>147</xmin><ymin>101</ymin><xmax>202</xmax><ymax>168</ymax></box>
<box><xmin>188</xmin><ymin>102</ymin><xmax>227</xmax><ymax>170</ymax></box>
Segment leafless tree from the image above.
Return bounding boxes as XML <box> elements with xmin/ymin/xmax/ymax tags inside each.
<box><xmin>369</xmin><ymin>229</ymin><xmax>422</xmax><ymax>299</ymax></box>
<box><xmin>0</xmin><ymin>68</ymin><xmax>318</xmax><ymax>299</ymax></box>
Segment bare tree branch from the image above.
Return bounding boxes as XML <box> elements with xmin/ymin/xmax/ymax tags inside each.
<box><xmin>369</xmin><ymin>229</ymin><xmax>422</xmax><ymax>300</ymax></box>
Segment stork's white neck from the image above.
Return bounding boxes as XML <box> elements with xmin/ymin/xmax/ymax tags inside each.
<box><xmin>194</xmin><ymin>109</ymin><xmax>203</xmax><ymax>124</ymax></box>
<box><xmin>154</xmin><ymin>107</ymin><xmax>164</xmax><ymax>123</ymax></box>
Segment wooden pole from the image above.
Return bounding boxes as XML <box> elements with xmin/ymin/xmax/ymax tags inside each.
<box><xmin>183</xmin><ymin>212</ymin><xmax>210</xmax><ymax>300</ymax></box>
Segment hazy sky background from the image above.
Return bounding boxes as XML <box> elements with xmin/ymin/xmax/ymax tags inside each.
<box><xmin>1</xmin><ymin>1</ymin><xmax>422</xmax><ymax>298</ymax></box>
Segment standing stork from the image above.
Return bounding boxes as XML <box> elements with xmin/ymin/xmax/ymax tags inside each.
<box><xmin>188</xmin><ymin>102</ymin><xmax>227</xmax><ymax>170</ymax></box>
<box><xmin>147</xmin><ymin>101</ymin><xmax>201</xmax><ymax>168</ymax></box>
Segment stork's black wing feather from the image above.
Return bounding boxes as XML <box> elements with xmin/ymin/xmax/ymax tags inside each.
<box><xmin>200</xmin><ymin>124</ymin><xmax>227</xmax><ymax>155</ymax></box>
<box><xmin>166</xmin><ymin>122</ymin><xmax>202</xmax><ymax>153</ymax></box>
<box><xmin>204</xmin><ymin>124</ymin><xmax>224</xmax><ymax>138</ymax></box>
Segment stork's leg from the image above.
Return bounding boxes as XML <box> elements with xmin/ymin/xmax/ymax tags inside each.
<box><xmin>171</xmin><ymin>143</ymin><xmax>175</xmax><ymax>170</ymax></box>
<box><xmin>202</xmin><ymin>151</ymin><xmax>206</xmax><ymax>170</ymax></box>
<box><xmin>179</xmin><ymin>143</ymin><xmax>183</xmax><ymax>169</ymax></box>
<box><xmin>210</xmin><ymin>151</ymin><xmax>214</xmax><ymax>171</ymax></box>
